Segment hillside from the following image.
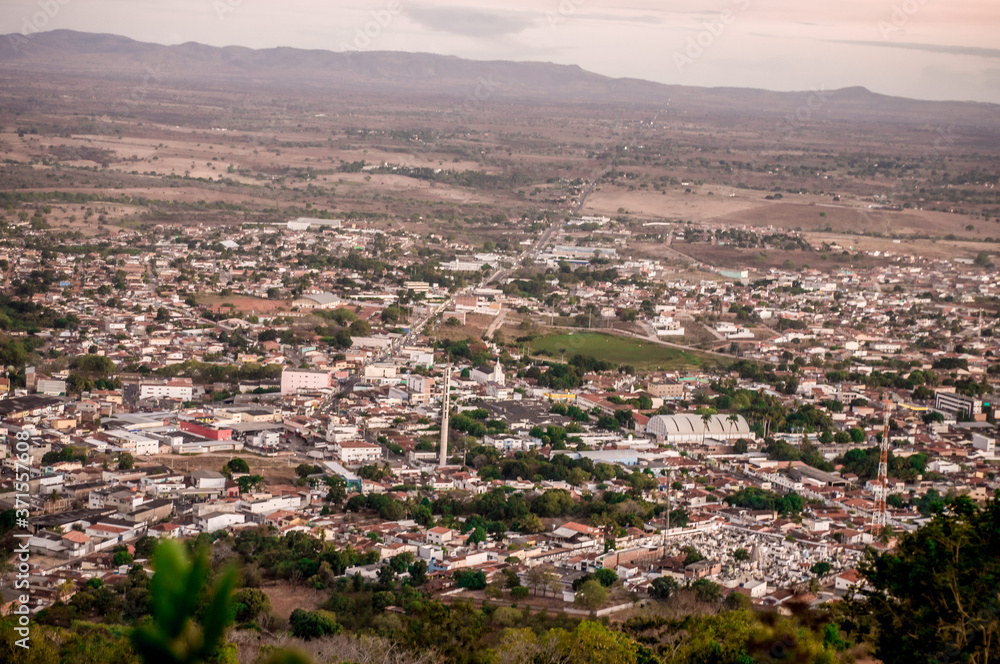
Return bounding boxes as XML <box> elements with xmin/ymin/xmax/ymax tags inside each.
<box><xmin>2</xmin><ymin>30</ymin><xmax>999</xmax><ymax>128</ymax></box>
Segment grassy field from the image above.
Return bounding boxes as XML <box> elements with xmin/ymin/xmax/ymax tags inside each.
<box><xmin>530</xmin><ymin>332</ymin><xmax>718</xmax><ymax>370</ymax></box>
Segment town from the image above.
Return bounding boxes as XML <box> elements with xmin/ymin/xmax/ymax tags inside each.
<box><xmin>1</xmin><ymin>208</ymin><xmax>997</xmax><ymax>625</ymax></box>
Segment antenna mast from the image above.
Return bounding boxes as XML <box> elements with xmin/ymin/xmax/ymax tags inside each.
<box><xmin>870</xmin><ymin>405</ymin><xmax>892</xmax><ymax>538</ymax></box>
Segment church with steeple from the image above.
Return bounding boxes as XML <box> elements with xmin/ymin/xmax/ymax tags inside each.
<box><xmin>470</xmin><ymin>359</ymin><xmax>505</xmax><ymax>387</ymax></box>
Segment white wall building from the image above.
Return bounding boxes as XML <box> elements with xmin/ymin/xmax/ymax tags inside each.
<box><xmin>332</xmin><ymin>440</ymin><xmax>383</xmax><ymax>465</ymax></box>
<box><xmin>198</xmin><ymin>512</ymin><xmax>246</xmax><ymax>533</ymax></box>
<box><xmin>139</xmin><ymin>379</ymin><xmax>194</xmax><ymax>401</ymax></box>
<box><xmin>470</xmin><ymin>360</ymin><xmax>505</xmax><ymax>386</ymax></box>
<box><xmin>280</xmin><ymin>368</ymin><xmax>332</xmax><ymax>395</ymax></box>
<box><xmin>646</xmin><ymin>414</ymin><xmax>753</xmax><ymax>444</ymax></box>
<box><xmin>105</xmin><ymin>430</ymin><xmax>160</xmax><ymax>456</ymax></box>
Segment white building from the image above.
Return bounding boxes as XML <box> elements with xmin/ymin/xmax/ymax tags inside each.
<box><xmin>190</xmin><ymin>469</ymin><xmax>227</xmax><ymax>491</ymax></box>
<box><xmin>280</xmin><ymin>368</ymin><xmax>332</xmax><ymax>395</ymax></box>
<box><xmin>726</xmin><ymin>327</ymin><xmax>755</xmax><ymax>340</ymax></box>
<box><xmin>332</xmin><ymin>440</ymin><xmax>382</xmax><ymax>466</ymax></box>
<box><xmin>470</xmin><ymin>360</ymin><xmax>505</xmax><ymax>387</ymax></box>
<box><xmin>972</xmin><ymin>434</ymin><xmax>995</xmax><ymax>455</ymax></box>
<box><xmin>652</xmin><ymin>315</ymin><xmax>685</xmax><ymax>337</ymax></box>
<box><xmin>646</xmin><ymin>414</ymin><xmax>753</xmax><ymax>444</ymax></box>
<box><xmin>197</xmin><ymin>512</ymin><xmax>246</xmax><ymax>533</ymax></box>
<box><xmin>426</xmin><ymin>526</ymin><xmax>455</xmax><ymax>546</ymax></box>
<box><xmin>240</xmin><ymin>495</ymin><xmax>303</xmax><ymax>519</ymax></box>
<box><xmin>139</xmin><ymin>378</ymin><xmax>194</xmax><ymax>401</ymax></box>
<box><xmin>741</xmin><ymin>579</ymin><xmax>768</xmax><ymax>598</ymax></box>
<box><xmin>105</xmin><ymin>430</ymin><xmax>160</xmax><ymax>456</ymax></box>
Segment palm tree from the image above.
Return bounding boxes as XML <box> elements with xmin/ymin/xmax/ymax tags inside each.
<box><xmin>727</xmin><ymin>413</ymin><xmax>741</xmax><ymax>440</ymax></box>
<box><xmin>701</xmin><ymin>412</ymin><xmax>714</xmax><ymax>445</ymax></box>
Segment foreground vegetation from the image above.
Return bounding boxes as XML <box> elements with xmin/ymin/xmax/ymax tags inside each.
<box><xmin>4</xmin><ymin>492</ymin><xmax>997</xmax><ymax>664</ymax></box>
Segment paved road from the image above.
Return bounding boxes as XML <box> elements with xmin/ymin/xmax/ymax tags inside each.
<box><xmin>484</xmin><ymin>309</ymin><xmax>508</xmax><ymax>338</ymax></box>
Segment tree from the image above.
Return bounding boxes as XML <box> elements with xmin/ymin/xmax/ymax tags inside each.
<box><xmin>232</xmin><ymin>588</ymin><xmax>271</xmax><ymax>624</ymax></box>
<box><xmin>455</xmin><ymin>569</ymin><xmax>487</xmax><ymax>590</ymax></box>
<box><xmin>348</xmin><ymin>319</ymin><xmax>371</xmax><ymax>337</ymax></box>
<box><xmin>289</xmin><ymin>608</ymin><xmax>342</xmax><ymax>640</ymax></box>
<box><xmin>376</xmin><ymin>565</ymin><xmax>396</xmax><ymax>589</ymax></box>
<box><xmin>324</xmin><ymin>476</ymin><xmax>347</xmax><ymax>504</ymax></box>
<box><xmin>409</xmin><ymin>559</ymin><xmax>428</xmax><ymax>586</ymax></box>
<box><xmin>810</xmin><ymin>561</ymin><xmax>832</xmax><ymax>576</ymax></box>
<box><xmin>511</xmin><ymin>586</ymin><xmax>529</xmax><ymax>600</ymax></box>
<box><xmin>518</xmin><ymin>512</ymin><xmax>544</xmax><ymax>534</ymax></box>
<box><xmin>525</xmin><ymin>566</ymin><xmax>559</xmax><ymax>596</ymax></box>
<box><xmin>389</xmin><ymin>552</ymin><xmax>414</xmax><ymax>574</ymax></box>
<box><xmin>236</xmin><ymin>475</ymin><xmax>266</xmax><ymax>494</ymax></box>
<box><xmin>575</xmin><ymin>579</ymin><xmax>607</xmax><ymax>611</ymax></box>
<box><xmin>296</xmin><ymin>463</ymin><xmax>323</xmax><ymax>478</ymax></box>
<box><xmin>692</xmin><ymin>578</ymin><xmax>722</xmax><ymax>603</ymax></box>
<box><xmin>112</xmin><ymin>550</ymin><xmax>134</xmax><ymax>567</ymax></box>
<box><xmin>562</xmin><ymin>621</ymin><xmax>639</xmax><ymax>664</ymax></box>
<box><xmin>700</xmin><ymin>411</ymin><xmax>714</xmax><ymax>444</ymax></box>
<box><xmin>224</xmin><ymin>458</ymin><xmax>249</xmax><ymax>475</ymax></box>
<box><xmin>843</xmin><ymin>492</ymin><xmax>1000</xmax><ymax>664</ymax></box>
<box><xmin>134</xmin><ymin>535</ymin><xmax>158</xmax><ymax>559</ymax></box>
<box><xmin>681</xmin><ymin>545</ymin><xmax>704</xmax><ymax>566</ymax></box>
<box><xmin>593</xmin><ymin>568</ymin><xmax>617</xmax><ymax>587</ymax></box>
<box><xmin>732</xmin><ymin>548</ymin><xmax>750</xmax><ymax>562</ymax></box>
<box><xmin>649</xmin><ymin>576</ymin><xmax>678</xmax><ymax>600</ymax></box>
<box><xmin>118</xmin><ymin>453</ymin><xmax>134</xmax><ymax>470</ymax></box>
<box><xmin>466</xmin><ymin>527</ymin><xmax>487</xmax><ymax>546</ymax></box>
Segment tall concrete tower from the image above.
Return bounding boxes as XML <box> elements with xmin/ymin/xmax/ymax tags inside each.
<box><xmin>439</xmin><ymin>365</ymin><xmax>451</xmax><ymax>466</ymax></box>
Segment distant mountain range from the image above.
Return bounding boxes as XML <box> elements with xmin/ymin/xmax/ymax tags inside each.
<box><xmin>1</xmin><ymin>30</ymin><xmax>997</xmax><ymax>127</ymax></box>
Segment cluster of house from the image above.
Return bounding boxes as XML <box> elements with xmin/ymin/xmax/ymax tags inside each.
<box><xmin>1</xmin><ymin>218</ymin><xmax>999</xmax><ymax>616</ymax></box>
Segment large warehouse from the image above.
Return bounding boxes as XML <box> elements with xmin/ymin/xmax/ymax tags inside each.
<box><xmin>646</xmin><ymin>413</ymin><xmax>753</xmax><ymax>444</ymax></box>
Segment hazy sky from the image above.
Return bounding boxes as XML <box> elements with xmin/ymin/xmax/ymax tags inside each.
<box><xmin>4</xmin><ymin>0</ymin><xmax>1000</xmax><ymax>102</ymax></box>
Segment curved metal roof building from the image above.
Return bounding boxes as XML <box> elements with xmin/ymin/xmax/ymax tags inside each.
<box><xmin>646</xmin><ymin>413</ymin><xmax>752</xmax><ymax>443</ymax></box>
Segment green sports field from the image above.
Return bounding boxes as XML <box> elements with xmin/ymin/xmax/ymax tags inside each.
<box><xmin>529</xmin><ymin>333</ymin><xmax>718</xmax><ymax>370</ymax></box>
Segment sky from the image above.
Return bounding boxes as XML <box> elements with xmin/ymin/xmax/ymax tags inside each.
<box><xmin>3</xmin><ymin>0</ymin><xmax>1000</xmax><ymax>103</ymax></box>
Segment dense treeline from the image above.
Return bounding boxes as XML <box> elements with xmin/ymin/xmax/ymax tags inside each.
<box><xmin>149</xmin><ymin>360</ymin><xmax>283</xmax><ymax>383</ymax></box>
<box><xmin>724</xmin><ymin>487</ymin><xmax>805</xmax><ymax>516</ymax></box>
<box><xmin>0</xmin><ymin>295</ymin><xmax>79</xmax><ymax>332</ymax></box>
<box><xmin>836</xmin><ymin>447</ymin><xmax>931</xmax><ymax>482</ymax></box>
<box><xmin>839</xmin><ymin>491</ymin><xmax>1000</xmax><ymax>664</ymax></box>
